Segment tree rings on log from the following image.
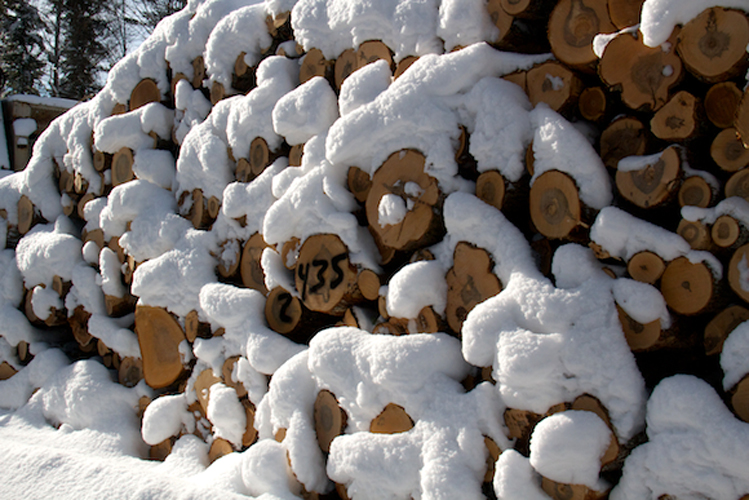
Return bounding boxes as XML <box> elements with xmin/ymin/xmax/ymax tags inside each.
<box><xmin>650</xmin><ymin>91</ymin><xmax>702</xmax><ymax>142</ymax></box>
<box><xmin>729</xmin><ymin>243</ymin><xmax>749</xmax><ymax>304</ymax></box>
<box><xmin>135</xmin><ymin>305</ymin><xmax>187</xmax><ymax>389</ymax></box>
<box><xmin>112</xmin><ymin>147</ymin><xmax>134</xmax><ymax>187</ymax></box>
<box><xmin>711</xmin><ymin>128</ymin><xmax>749</xmax><ymax>172</ymax></box>
<box><xmin>365</xmin><ymin>150</ymin><xmax>443</xmax><ymax>253</ymax></box>
<box><xmin>295</xmin><ymin>233</ymin><xmax>360</xmax><ymax>315</ymax></box>
<box><xmin>118</xmin><ymin>357</ymin><xmax>143</xmax><ymax>387</ymax></box>
<box><xmin>347</xmin><ymin>166</ymin><xmax>371</xmax><ymax>204</ymax></box>
<box><xmin>236</xmin><ymin>158</ymin><xmax>252</xmax><ymax>183</ymax></box>
<box><xmin>660</xmin><ymin>256</ymin><xmax>718</xmax><ymax>316</ymax></box>
<box><xmin>529</xmin><ymin>170</ymin><xmax>584</xmax><ymax>239</ymax></box>
<box><xmin>299</xmin><ymin>48</ymin><xmax>330</xmax><ymax>84</ymax></box>
<box><xmin>548</xmin><ymin>0</ymin><xmax>616</xmax><ymax>71</ymax></box>
<box><xmin>578</xmin><ymin>86</ymin><xmax>608</xmax><ymax>122</ymax></box>
<box><xmin>241</xmin><ymin>233</ymin><xmax>268</xmax><ymax>294</ymax></box>
<box><xmin>725</xmin><ymin>168</ymin><xmax>749</xmax><ymax>201</ymax></box>
<box><xmin>93</xmin><ymin>150</ymin><xmax>112</xmax><ymax>172</ymax></box>
<box><xmin>731</xmin><ymin>375</ymin><xmax>749</xmax><ymax>422</ymax></box>
<box><xmin>476</xmin><ymin>170</ymin><xmax>506</xmax><ymax>211</ymax></box>
<box><xmin>17</xmin><ymin>195</ymin><xmax>35</xmax><ymax>236</ymax></box>
<box><xmin>369</xmin><ymin>403</ymin><xmax>414</xmax><ymax>434</ymax></box>
<box><xmin>599</xmin><ymin>30</ymin><xmax>682</xmax><ymax>111</ymax></box>
<box><xmin>394</xmin><ymin>56</ymin><xmax>418</xmax><ymax>80</ymax></box>
<box><xmin>334</xmin><ymin>48</ymin><xmax>358</xmax><ymax>89</ymax></box>
<box><xmin>678</xmin><ymin>176</ymin><xmax>713</xmax><ymax>209</ymax></box>
<box><xmin>250</xmin><ymin>137</ymin><xmax>271</xmax><ymax>176</ymax></box>
<box><xmin>599</xmin><ymin>116</ymin><xmax>648</xmax><ymax>170</ymax></box>
<box><xmin>617</xmin><ymin>304</ymin><xmax>663</xmax><ymax>352</ymax></box>
<box><xmin>712</xmin><ymin>215</ymin><xmax>743</xmax><ymax>249</ymax></box>
<box><xmin>615</xmin><ymin>146</ymin><xmax>682</xmax><ymax>209</ymax></box>
<box><xmin>627</xmin><ymin>251</ymin><xmax>665</xmax><ymax>284</ymax></box>
<box><xmin>607</xmin><ymin>0</ymin><xmax>645</xmax><ymax>30</ymax></box>
<box><xmin>356</xmin><ymin>40</ymin><xmax>393</xmax><ymax>70</ymax></box>
<box><xmin>314</xmin><ymin>390</ymin><xmax>346</xmax><ymax>453</ymax></box>
<box><xmin>677</xmin><ymin>7</ymin><xmax>749</xmax><ymax>83</ymax></box>
<box><xmin>130</xmin><ymin>79</ymin><xmax>161</xmax><ymax>111</ymax></box>
<box><xmin>526</xmin><ymin>60</ymin><xmax>584</xmax><ymax>114</ymax></box>
<box><xmin>356</xmin><ymin>269</ymin><xmax>380</xmax><ymax>302</ymax></box>
<box><xmin>445</xmin><ymin>242</ymin><xmax>502</xmax><ymax>333</ymax></box>
<box><xmin>705</xmin><ymin>82</ymin><xmax>743</xmax><ymax>129</ymax></box>
<box><xmin>704</xmin><ymin>305</ymin><xmax>749</xmax><ymax>356</ymax></box>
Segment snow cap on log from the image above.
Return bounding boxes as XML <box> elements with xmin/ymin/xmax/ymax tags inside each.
<box><xmin>339</xmin><ymin>60</ymin><xmax>392</xmax><ymax>117</ymax></box>
<box><xmin>272</xmin><ymin>76</ymin><xmax>339</xmax><ymax>145</ymax></box>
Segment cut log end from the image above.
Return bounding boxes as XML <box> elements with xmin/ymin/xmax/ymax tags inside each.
<box><xmin>650</xmin><ymin>91</ymin><xmax>701</xmax><ymax>142</ymax></box>
<box><xmin>299</xmin><ymin>48</ymin><xmax>329</xmax><ymax>84</ymax></box>
<box><xmin>677</xmin><ymin>219</ymin><xmax>712</xmax><ymax>251</ymax></box>
<box><xmin>627</xmin><ymin>251</ymin><xmax>665</xmax><ymax>284</ymax></box>
<box><xmin>334</xmin><ymin>48</ymin><xmax>358</xmax><ymax>89</ymax></box>
<box><xmin>130</xmin><ymin>79</ymin><xmax>161</xmax><ymax>111</ymax></box>
<box><xmin>712</xmin><ymin>128</ymin><xmax>749</xmax><ymax>172</ymax></box>
<box><xmin>729</xmin><ymin>244</ymin><xmax>749</xmax><ymax>304</ymax></box>
<box><xmin>369</xmin><ymin>403</ymin><xmax>414</xmax><ymax>434</ymax></box>
<box><xmin>527</xmin><ymin>61</ymin><xmax>583</xmax><ymax>113</ymax></box>
<box><xmin>112</xmin><ymin>148</ymin><xmax>134</xmax><ymax>187</ymax></box>
<box><xmin>250</xmin><ymin>137</ymin><xmax>271</xmax><ymax>176</ymax></box>
<box><xmin>446</xmin><ymin>242</ymin><xmax>502</xmax><ymax>333</ymax></box>
<box><xmin>705</xmin><ymin>81</ymin><xmax>743</xmax><ymax>129</ymax></box>
<box><xmin>578</xmin><ymin>86</ymin><xmax>607</xmax><ymax>122</ymax></box>
<box><xmin>356</xmin><ymin>40</ymin><xmax>393</xmax><ymax>70</ymax></box>
<box><xmin>704</xmin><ymin>305</ymin><xmax>749</xmax><ymax>356</ymax></box>
<box><xmin>347</xmin><ymin>166</ymin><xmax>372</xmax><ymax>204</ymax></box>
<box><xmin>265</xmin><ymin>286</ymin><xmax>303</xmax><ymax>336</ymax></box>
<box><xmin>548</xmin><ymin>0</ymin><xmax>616</xmax><ymax>70</ymax></box>
<box><xmin>17</xmin><ymin>195</ymin><xmax>34</xmax><ymax>236</ymax></box>
<box><xmin>314</xmin><ymin>390</ymin><xmax>346</xmax><ymax>453</ymax></box>
<box><xmin>726</xmin><ymin>168</ymin><xmax>749</xmax><ymax>202</ymax></box>
<box><xmin>135</xmin><ymin>305</ymin><xmax>187</xmax><ymax>389</ymax></box>
<box><xmin>241</xmin><ymin>233</ymin><xmax>268</xmax><ymax>295</ymax></box>
<box><xmin>529</xmin><ymin>170</ymin><xmax>582</xmax><ymax>239</ymax></box>
<box><xmin>476</xmin><ymin>170</ymin><xmax>506</xmax><ymax>211</ymax></box>
<box><xmin>615</xmin><ymin>146</ymin><xmax>682</xmax><ymax>209</ymax></box>
<box><xmin>678</xmin><ymin>176</ymin><xmax>712</xmax><ymax>208</ymax></box>
<box><xmin>712</xmin><ymin>215</ymin><xmax>742</xmax><ymax>248</ymax></box>
<box><xmin>295</xmin><ymin>233</ymin><xmax>357</xmax><ymax>315</ymax></box>
<box><xmin>617</xmin><ymin>304</ymin><xmax>662</xmax><ymax>352</ymax></box>
<box><xmin>600</xmin><ymin>116</ymin><xmax>648</xmax><ymax>170</ymax></box>
<box><xmin>660</xmin><ymin>257</ymin><xmax>716</xmax><ymax>316</ymax></box>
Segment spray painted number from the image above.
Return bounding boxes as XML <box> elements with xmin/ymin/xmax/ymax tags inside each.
<box><xmin>298</xmin><ymin>253</ymin><xmax>348</xmax><ymax>302</ymax></box>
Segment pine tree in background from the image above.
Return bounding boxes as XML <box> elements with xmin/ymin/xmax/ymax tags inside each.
<box><xmin>0</xmin><ymin>0</ymin><xmax>46</xmax><ymax>97</ymax></box>
<box><xmin>58</xmin><ymin>0</ymin><xmax>108</xmax><ymax>99</ymax></box>
<box><xmin>43</xmin><ymin>0</ymin><xmax>65</xmax><ymax>97</ymax></box>
<box><xmin>132</xmin><ymin>0</ymin><xmax>186</xmax><ymax>32</ymax></box>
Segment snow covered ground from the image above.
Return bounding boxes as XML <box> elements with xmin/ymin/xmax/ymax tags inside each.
<box><xmin>1</xmin><ymin>0</ymin><xmax>749</xmax><ymax>499</ymax></box>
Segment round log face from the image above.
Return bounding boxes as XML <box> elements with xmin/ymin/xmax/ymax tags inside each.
<box><xmin>295</xmin><ymin>234</ymin><xmax>356</xmax><ymax>313</ymax></box>
<box><xmin>369</xmin><ymin>403</ymin><xmax>414</xmax><ymax>434</ymax></box>
<box><xmin>607</xmin><ymin>0</ymin><xmax>645</xmax><ymax>30</ymax></box>
<box><xmin>732</xmin><ymin>376</ymin><xmax>749</xmax><ymax>422</ymax></box>
<box><xmin>704</xmin><ymin>305</ymin><xmax>749</xmax><ymax>356</ymax></box>
<box><xmin>130</xmin><ymin>79</ymin><xmax>161</xmax><ymax>111</ymax></box>
<box><xmin>678</xmin><ymin>176</ymin><xmax>712</xmax><ymax>208</ymax></box>
<box><xmin>599</xmin><ymin>31</ymin><xmax>682</xmax><ymax>111</ymax></box>
<box><xmin>712</xmin><ymin>215</ymin><xmax>741</xmax><ymax>248</ymax></box>
<box><xmin>600</xmin><ymin>116</ymin><xmax>648</xmax><ymax>170</ymax></box>
<box><xmin>711</xmin><ymin>128</ymin><xmax>749</xmax><ymax>172</ymax></box>
<box><xmin>365</xmin><ymin>150</ymin><xmax>441</xmax><ymax>251</ymax></box>
<box><xmin>476</xmin><ymin>170</ymin><xmax>506</xmax><ymax>211</ymax></box>
<box><xmin>394</xmin><ymin>56</ymin><xmax>418</xmax><ymax>80</ymax></box>
<box><xmin>617</xmin><ymin>304</ymin><xmax>661</xmax><ymax>352</ymax></box>
<box><xmin>615</xmin><ymin>147</ymin><xmax>681</xmax><ymax>209</ymax></box>
<box><xmin>315</xmin><ymin>390</ymin><xmax>345</xmax><ymax>453</ymax></box>
<box><xmin>527</xmin><ymin>61</ymin><xmax>582</xmax><ymax>113</ymax></box>
<box><xmin>135</xmin><ymin>306</ymin><xmax>187</xmax><ymax>389</ymax></box>
<box><xmin>725</xmin><ymin>168</ymin><xmax>749</xmax><ymax>201</ymax></box>
<box><xmin>729</xmin><ymin>243</ymin><xmax>749</xmax><ymax>304</ymax></box>
<box><xmin>249</xmin><ymin>137</ymin><xmax>270</xmax><ymax>176</ymax></box>
<box><xmin>265</xmin><ymin>287</ymin><xmax>303</xmax><ymax>335</ymax></box>
<box><xmin>650</xmin><ymin>91</ymin><xmax>699</xmax><ymax>141</ymax></box>
<box><xmin>660</xmin><ymin>257</ymin><xmax>714</xmax><ymax>315</ymax></box>
<box><xmin>529</xmin><ymin>170</ymin><xmax>582</xmax><ymax>239</ymax></box>
<box><xmin>445</xmin><ymin>242</ymin><xmax>502</xmax><ymax>333</ymax></box>
<box><xmin>300</xmin><ymin>48</ymin><xmax>328</xmax><ymax>84</ymax></box>
<box><xmin>334</xmin><ymin>48</ymin><xmax>358</xmax><ymax>89</ymax></box>
<box><xmin>194</xmin><ymin>368</ymin><xmax>221</xmax><ymax>415</ymax></box>
<box><xmin>705</xmin><ymin>82</ymin><xmax>742</xmax><ymax>129</ymax></box>
<box><xmin>578</xmin><ymin>86</ymin><xmax>607</xmax><ymax>122</ymax></box>
<box><xmin>241</xmin><ymin>233</ymin><xmax>268</xmax><ymax>295</ymax></box>
<box><xmin>677</xmin><ymin>8</ymin><xmax>749</xmax><ymax>83</ymax></box>
<box><xmin>357</xmin><ymin>41</ymin><xmax>393</xmax><ymax>69</ymax></box>
<box><xmin>548</xmin><ymin>0</ymin><xmax>616</xmax><ymax>70</ymax></box>
<box><xmin>627</xmin><ymin>251</ymin><xmax>665</xmax><ymax>284</ymax></box>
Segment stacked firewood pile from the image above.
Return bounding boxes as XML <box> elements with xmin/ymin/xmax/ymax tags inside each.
<box><xmin>2</xmin><ymin>0</ymin><xmax>749</xmax><ymax>499</ymax></box>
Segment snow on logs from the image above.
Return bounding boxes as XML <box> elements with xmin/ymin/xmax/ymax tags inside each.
<box><xmin>7</xmin><ymin>1</ymin><xmax>749</xmax><ymax>499</ymax></box>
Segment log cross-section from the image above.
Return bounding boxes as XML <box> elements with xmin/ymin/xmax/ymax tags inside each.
<box><xmin>529</xmin><ymin>170</ymin><xmax>584</xmax><ymax>239</ymax></box>
<box><xmin>365</xmin><ymin>149</ymin><xmax>443</xmax><ymax>253</ymax></box>
<box><xmin>548</xmin><ymin>0</ymin><xmax>616</xmax><ymax>71</ymax></box>
<box><xmin>135</xmin><ymin>305</ymin><xmax>187</xmax><ymax>389</ymax></box>
<box><xmin>445</xmin><ymin>242</ymin><xmax>502</xmax><ymax>334</ymax></box>
<box><xmin>314</xmin><ymin>389</ymin><xmax>346</xmax><ymax>453</ymax></box>
<box><xmin>369</xmin><ymin>403</ymin><xmax>414</xmax><ymax>434</ymax></box>
<box><xmin>295</xmin><ymin>233</ymin><xmax>359</xmax><ymax>315</ymax></box>
<box><xmin>615</xmin><ymin>146</ymin><xmax>682</xmax><ymax>209</ymax></box>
